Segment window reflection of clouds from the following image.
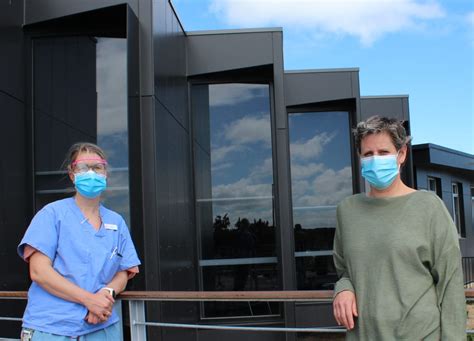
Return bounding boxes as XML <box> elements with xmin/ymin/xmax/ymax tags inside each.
<box><xmin>197</xmin><ymin>83</ymin><xmax>279</xmax><ymax>317</ymax></box>
<box><xmin>290</xmin><ymin>112</ymin><xmax>353</xmax><ymax>290</ymax></box>
<box><xmin>95</xmin><ymin>38</ymin><xmax>130</xmax><ymax>226</ymax></box>
<box><xmin>289</xmin><ymin>112</ymin><xmax>353</xmax><ymax>229</ymax></box>
<box><xmin>208</xmin><ymin>84</ymin><xmax>273</xmax><ymax>228</ymax></box>
<box><xmin>209</xmin><ymin>83</ymin><xmax>268</xmax><ymax>107</ymax></box>
<box><xmin>197</xmin><ymin>82</ymin><xmax>275</xmax><ymax>249</ymax></box>
<box><xmin>96</xmin><ymin>38</ymin><xmax>127</xmax><ymax>136</ymax></box>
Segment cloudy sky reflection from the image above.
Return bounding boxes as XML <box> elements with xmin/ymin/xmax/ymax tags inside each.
<box><xmin>95</xmin><ymin>38</ymin><xmax>130</xmax><ymax>225</ymax></box>
<box><xmin>289</xmin><ymin>111</ymin><xmax>353</xmax><ymax>229</ymax></box>
<box><xmin>207</xmin><ymin>83</ymin><xmax>274</xmax><ymax>227</ymax></box>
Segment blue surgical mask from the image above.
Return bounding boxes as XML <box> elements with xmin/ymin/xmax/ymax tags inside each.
<box><xmin>361</xmin><ymin>154</ymin><xmax>399</xmax><ymax>190</ymax></box>
<box><xmin>74</xmin><ymin>170</ymin><xmax>107</xmax><ymax>198</ymax></box>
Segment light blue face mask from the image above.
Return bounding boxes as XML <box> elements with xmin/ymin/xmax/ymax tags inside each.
<box><xmin>361</xmin><ymin>153</ymin><xmax>399</xmax><ymax>190</ymax></box>
<box><xmin>74</xmin><ymin>170</ymin><xmax>107</xmax><ymax>198</ymax></box>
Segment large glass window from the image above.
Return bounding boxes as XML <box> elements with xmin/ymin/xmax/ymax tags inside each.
<box><xmin>34</xmin><ymin>37</ymin><xmax>130</xmax><ymax>224</ymax></box>
<box><xmin>289</xmin><ymin>111</ymin><xmax>353</xmax><ymax>290</ymax></box>
<box><xmin>192</xmin><ymin>83</ymin><xmax>279</xmax><ymax>318</ymax></box>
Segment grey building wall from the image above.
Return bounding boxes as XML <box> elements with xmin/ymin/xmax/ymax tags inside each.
<box><xmin>413</xmin><ymin>144</ymin><xmax>474</xmax><ymax>258</ymax></box>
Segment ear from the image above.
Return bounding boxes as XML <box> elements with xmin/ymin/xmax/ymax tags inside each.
<box><xmin>398</xmin><ymin>145</ymin><xmax>408</xmax><ymax>165</ymax></box>
<box><xmin>68</xmin><ymin>170</ymin><xmax>75</xmax><ymax>184</ymax></box>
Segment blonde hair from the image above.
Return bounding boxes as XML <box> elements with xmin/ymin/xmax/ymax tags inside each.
<box><xmin>63</xmin><ymin>142</ymin><xmax>107</xmax><ymax>171</ymax></box>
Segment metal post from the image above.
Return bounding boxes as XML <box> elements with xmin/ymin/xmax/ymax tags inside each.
<box><xmin>129</xmin><ymin>300</ymin><xmax>147</xmax><ymax>341</ymax></box>
<box><xmin>115</xmin><ymin>299</ymin><xmax>123</xmax><ymax>340</ymax></box>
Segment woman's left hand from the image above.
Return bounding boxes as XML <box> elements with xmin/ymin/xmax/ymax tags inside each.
<box><xmin>84</xmin><ymin>289</ymin><xmax>114</xmax><ymax>324</ymax></box>
<box><xmin>85</xmin><ymin>311</ymin><xmax>111</xmax><ymax>324</ymax></box>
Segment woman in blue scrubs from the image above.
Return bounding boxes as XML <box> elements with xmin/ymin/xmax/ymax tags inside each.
<box><xmin>18</xmin><ymin>142</ymin><xmax>141</xmax><ymax>340</ymax></box>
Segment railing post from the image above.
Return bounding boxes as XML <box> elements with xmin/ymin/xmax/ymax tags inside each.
<box><xmin>115</xmin><ymin>299</ymin><xmax>123</xmax><ymax>340</ymax></box>
<box><xmin>129</xmin><ymin>300</ymin><xmax>147</xmax><ymax>341</ymax></box>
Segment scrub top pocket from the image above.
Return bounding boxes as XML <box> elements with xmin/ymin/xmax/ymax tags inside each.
<box><xmin>100</xmin><ymin>250</ymin><xmax>121</xmax><ymax>284</ymax></box>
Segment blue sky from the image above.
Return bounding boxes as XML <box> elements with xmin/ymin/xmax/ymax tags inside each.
<box><xmin>172</xmin><ymin>0</ymin><xmax>473</xmax><ymax>154</ymax></box>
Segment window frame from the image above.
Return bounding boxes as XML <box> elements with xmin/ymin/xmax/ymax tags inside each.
<box><xmin>452</xmin><ymin>182</ymin><xmax>466</xmax><ymax>238</ymax></box>
<box><xmin>427</xmin><ymin>176</ymin><xmax>442</xmax><ymax>198</ymax></box>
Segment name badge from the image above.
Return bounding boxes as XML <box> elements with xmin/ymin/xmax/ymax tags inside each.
<box><xmin>104</xmin><ymin>223</ymin><xmax>118</xmax><ymax>231</ymax></box>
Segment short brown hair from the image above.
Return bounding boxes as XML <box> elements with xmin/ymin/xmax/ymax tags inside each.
<box><xmin>353</xmin><ymin>116</ymin><xmax>412</xmax><ymax>153</ymax></box>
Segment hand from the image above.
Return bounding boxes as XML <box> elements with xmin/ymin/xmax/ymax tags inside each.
<box><xmin>83</xmin><ymin>289</ymin><xmax>114</xmax><ymax>319</ymax></box>
<box><xmin>333</xmin><ymin>290</ymin><xmax>358</xmax><ymax>330</ymax></box>
<box><xmin>84</xmin><ymin>311</ymin><xmax>111</xmax><ymax>325</ymax></box>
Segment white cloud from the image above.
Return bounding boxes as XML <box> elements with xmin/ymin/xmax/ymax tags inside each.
<box><xmin>211</xmin><ymin>144</ymin><xmax>245</xmax><ymax>163</ymax></box>
<box><xmin>293</xmin><ymin>166</ymin><xmax>353</xmax><ymax>207</ymax></box>
<box><xmin>96</xmin><ymin>38</ymin><xmax>128</xmax><ymax>135</ymax></box>
<box><xmin>249</xmin><ymin>157</ymin><xmax>274</xmax><ymax>180</ymax></box>
<box><xmin>291</xmin><ymin>179</ymin><xmax>311</xmax><ymax>198</ymax></box>
<box><xmin>210</xmin><ymin>0</ymin><xmax>445</xmax><ymax>45</ymax></box>
<box><xmin>212</xmin><ymin>162</ymin><xmax>233</xmax><ymax>173</ymax></box>
<box><xmin>291</xmin><ymin>162</ymin><xmax>325</xmax><ymax>179</ymax></box>
<box><xmin>213</xmin><ymin>177</ymin><xmax>272</xmax><ymax>199</ymax></box>
<box><xmin>209</xmin><ymin>83</ymin><xmax>268</xmax><ymax>107</ymax></box>
<box><xmin>290</xmin><ymin>131</ymin><xmax>335</xmax><ymax>160</ymax></box>
<box><xmin>312</xmin><ymin>167</ymin><xmax>353</xmax><ymax>202</ymax></box>
<box><xmin>224</xmin><ymin>115</ymin><xmax>272</xmax><ymax>146</ymax></box>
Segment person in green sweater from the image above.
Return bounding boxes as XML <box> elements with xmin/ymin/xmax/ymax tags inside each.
<box><xmin>332</xmin><ymin>116</ymin><xmax>466</xmax><ymax>340</ymax></box>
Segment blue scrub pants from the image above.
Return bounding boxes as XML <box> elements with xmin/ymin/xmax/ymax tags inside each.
<box><xmin>21</xmin><ymin>322</ymin><xmax>121</xmax><ymax>341</ymax></box>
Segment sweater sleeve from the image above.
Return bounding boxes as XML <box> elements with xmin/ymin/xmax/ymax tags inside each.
<box><xmin>333</xmin><ymin>205</ymin><xmax>355</xmax><ymax>296</ymax></box>
<box><xmin>429</xmin><ymin>197</ymin><xmax>466</xmax><ymax>339</ymax></box>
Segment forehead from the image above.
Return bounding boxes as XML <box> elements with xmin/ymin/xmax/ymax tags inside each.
<box><xmin>360</xmin><ymin>132</ymin><xmax>395</xmax><ymax>151</ymax></box>
<box><xmin>74</xmin><ymin>151</ymin><xmax>104</xmax><ymax>162</ymax></box>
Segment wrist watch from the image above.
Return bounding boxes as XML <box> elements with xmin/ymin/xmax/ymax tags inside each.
<box><xmin>102</xmin><ymin>287</ymin><xmax>116</xmax><ymax>299</ymax></box>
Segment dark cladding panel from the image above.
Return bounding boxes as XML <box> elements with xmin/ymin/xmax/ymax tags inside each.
<box><xmin>33</xmin><ymin>37</ymin><xmax>97</xmax><ymax>172</ymax></box>
<box><xmin>0</xmin><ymin>1</ymin><xmax>24</xmax><ymax>101</ymax></box>
<box><xmin>284</xmin><ymin>71</ymin><xmax>356</xmax><ymax>107</ymax></box>
<box><xmin>154</xmin><ymin>99</ymin><xmax>198</xmax><ymax>337</ymax></box>
<box><xmin>153</xmin><ymin>0</ymin><xmax>188</xmax><ymax>128</ymax></box>
<box><xmin>360</xmin><ymin>96</ymin><xmax>409</xmax><ymax>121</ymax></box>
<box><xmin>0</xmin><ymin>93</ymin><xmax>29</xmax><ymax>337</ymax></box>
<box><xmin>137</xmin><ymin>0</ymin><xmax>154</xmax><ymax>96</ymax></box>
<box><xmin>0</xmin><ymin>3</ymin><xmax>28</xmax><ymax>337</ymax></box>
<box><xmin>295</xmin><ymin>303</ymin><xmax>338</xmax><ymax>327</ymax></box>
<box><xmin>24</xmin><ymin>0</ymin><xmax>138</xmax><ymax>25</ymax></box>
<box><xmin>153</xmin><ymin>0</ymin><xmax>167</xmax><ymax>100</ymax></box>
<box><xmin>187</xmin><ymin>32</ymin><xmax>274</xmax><ymax>76</ymax></box>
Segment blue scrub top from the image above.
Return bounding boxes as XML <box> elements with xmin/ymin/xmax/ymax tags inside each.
<box><xmin>17</xmin><ymin>197</ymin><xmax>141</xmax><ymax>337</ymax></box>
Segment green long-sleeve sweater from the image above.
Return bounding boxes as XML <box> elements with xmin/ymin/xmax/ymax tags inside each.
<box><xmin>333</xmin><ymin>190</ymin><xmax>466</xmax><ymax>340</ymax></box>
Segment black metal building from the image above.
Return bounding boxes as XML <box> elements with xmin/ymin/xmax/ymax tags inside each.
<box><xmin>1</xmin><ymin>1</ymin><xmax>472</xmax><ymax>340</ymax></box>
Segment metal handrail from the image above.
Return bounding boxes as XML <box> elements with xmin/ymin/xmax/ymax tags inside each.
<box><xmin>1</xmin><ymin>290</ymin><xmax>474</xmax><ymax>340</ymax></box>
<box><xmin>3</xmin><ymin>289</ymin><xmax>470</xmax><ymax>300</ymax></box>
